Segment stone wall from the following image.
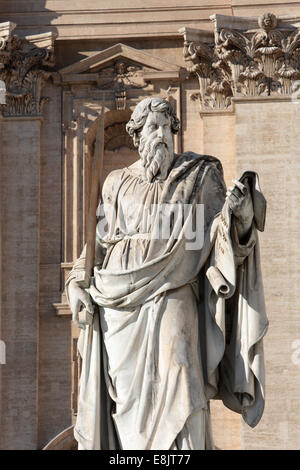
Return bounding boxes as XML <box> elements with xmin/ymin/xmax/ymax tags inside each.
<box><xmin>38</xmin><ymin>81</ymin><xmax>72</xmax><ymax>449</ymax></box>
<box><xmin>235</xmin><ymin>98</ymin><xmax>300</xmax><ymax>449</ymax></box>
<box><xmin>0</xmin><ymin>116</ymin><xmax>41</xmax><ymax>449</ymax></box>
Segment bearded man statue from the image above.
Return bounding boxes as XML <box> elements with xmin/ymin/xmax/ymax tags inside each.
<box><xmin>66</xmin><ymin>97</ymin><xmax>268</xmax><ymax>450</ymax></box>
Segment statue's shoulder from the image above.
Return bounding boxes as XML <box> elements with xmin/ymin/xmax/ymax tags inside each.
<box><xmin>174</xmin><ymin>151</ymin><xmax>224</xmax><ymax>175</ymax></box>
<box><xmin>102</xmin><ymin>168</ymin><xmax>127</xmax><ymax>200</ymax></box>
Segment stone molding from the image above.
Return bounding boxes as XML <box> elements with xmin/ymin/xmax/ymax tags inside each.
<box><xmin>181</xmin><ymin>13</ymin><xmax>300</xmax><ymax>110</ymax></box>
<box><xmin>0</xmin><ymin>22</ymin><xmax>55</xmax><ymax>117</ymax></box>
<box><xmin>59</xmin><ymin>43</ymin><xmax>182</xmax><ymax>112</ymax></box>
<box><xmin>42</xmin><ymin>425</ymin><xmax>77</xmax><ymax>450</ymax></box>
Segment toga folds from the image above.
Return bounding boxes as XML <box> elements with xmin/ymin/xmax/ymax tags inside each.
<box><xmin>66</xmin><ymin>152</ymin><xmax>268</xmax><ymax>450</ymax></box>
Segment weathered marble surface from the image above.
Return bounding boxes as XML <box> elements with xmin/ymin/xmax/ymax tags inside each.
<box><xmin>66</xmin><ymin>98</ymin><xmax>268</xmax><ymax>450</ymax></box>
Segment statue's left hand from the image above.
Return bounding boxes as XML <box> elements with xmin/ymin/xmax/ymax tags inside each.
<box><xmin>226</xmin><ymin>178</ymin><xmax>254</xmax><ymax>241</ymax></box>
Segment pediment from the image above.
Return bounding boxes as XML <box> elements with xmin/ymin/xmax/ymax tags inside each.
<box><xmin>59</xmin><ymin>43</ymin><xmax>181</xmax><ymax>75</ymax></box>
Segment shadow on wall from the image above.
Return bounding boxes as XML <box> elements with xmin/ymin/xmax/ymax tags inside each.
<box><xmin>0</xmin><ymin>1</ymin><xmax>59</xmax><ymax>38</ymax></box>
<box><xmin>0</xmin><ymin>1</ymin><xmax>102</xmax><ymax>70</ymax></box>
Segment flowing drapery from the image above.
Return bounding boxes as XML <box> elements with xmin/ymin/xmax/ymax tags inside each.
<box><xmin>66</xmin><ymin>153</ymin><xmax>268</xmax><ymax>449</ymax></box>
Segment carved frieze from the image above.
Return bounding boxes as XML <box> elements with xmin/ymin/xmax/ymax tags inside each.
<box><xmin>0</xmin><ymin>25</ymin><xmax>55</xmax><ymax>117</ymax></box>
<box><xmin>182</xmin><ymin>13</ymin><xmax>300</xmax><ymax>110</ymax></box>
<box><xmin>59</xmin><ymin>43</ymin><xmax>181</xmax><ymax>114</ymax></box>
<box><xmin>97</xmin><ymin>59</ymin><xmax>148</xmax><ymax>110</ymax></box>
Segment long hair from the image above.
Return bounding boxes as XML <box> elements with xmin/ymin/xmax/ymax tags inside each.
<box><xmin>126</xmin><ymin>97</ymin><xmax>180</xmax><ymax>148</ymax></box>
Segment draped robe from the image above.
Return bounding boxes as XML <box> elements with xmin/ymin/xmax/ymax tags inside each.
<box><xmin>66</xmin><ymin>152</ymin><xmax>268</xmax><ymax>450</ymax></box>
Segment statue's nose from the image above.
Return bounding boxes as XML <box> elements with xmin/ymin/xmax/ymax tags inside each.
<box><xmin>157</xmin><ymin>126</ymin><xmax>164</xmax><ymax>139</ymax></box>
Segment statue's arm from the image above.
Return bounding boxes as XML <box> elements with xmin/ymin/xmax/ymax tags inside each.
<box><xmin>66</xmin><ymin>168</ymin><xmax>124</xmax><ymax>327</ymax></box>
<box><xmin>65</xmin><ymin>245</ymin><xmax>95</xmax><ymax>328</ymax></box>
<box><xmin>226</xmin><ymin>178</ymin><xmax>254</xmax><ymax>243</ymax></box>
<box><xmin>204</xmin><ymin>165</ymin><xmax>257</xmax><ymax>270</ymax></box>
<box><xmin>226</xmin><ymin>176</ymin><xmax>265</xmax><ymax>266</ymax></box>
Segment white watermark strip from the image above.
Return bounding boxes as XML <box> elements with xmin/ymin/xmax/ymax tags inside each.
<box><xmin>291</xmin><ymin>80</ymin><xmax>300</xmax><ymax>104</ymax></box>
<box><xmin>96</xmin><ymin>203</ymin><xmax>205</xmax><ymax>250</ymax></box>
<box><xmin>0</xmin><ymin>340</ymin><xmax>6</xmax><ymax>365</ymax></box>
<box><xmin>291</xmin><ymin>339</ymin><xmax>300</xmax><ymax>366</ymax></box>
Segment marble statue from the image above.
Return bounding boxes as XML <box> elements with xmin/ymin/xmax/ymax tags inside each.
<box><xmin>66</xmin><ymin>97</ymin><xmax>268</xmax><ymax>450</ymax></box>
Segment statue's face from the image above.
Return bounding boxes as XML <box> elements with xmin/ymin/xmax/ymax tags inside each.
<box><xmin>140</xmin><ymin>111</ymin><xmax>173</xmax><ymax>153</ymax></box>
<box><xmin>138</xmin><ymin>111</ymin><xmax>174</xmax><ymax>182</ymax></box>
<box><xmin>116</xmin><ymin>61</ymin><xmax>126</xmax><ymax>75</ymax></box>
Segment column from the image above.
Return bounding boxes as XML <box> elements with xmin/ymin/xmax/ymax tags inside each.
<box><xmin>0</xmin><ymin>116</ymin><xmax>41</xmax><ymax>449</ymax></box>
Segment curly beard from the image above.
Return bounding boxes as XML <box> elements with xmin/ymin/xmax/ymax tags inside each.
<box><xmin>138</xmin><ymin>135</ymin><xmax>174</xmax><ymax>183</ymax></box>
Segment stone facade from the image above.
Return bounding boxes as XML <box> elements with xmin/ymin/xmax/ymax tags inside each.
<box><xmin>0</xmin><ymin>1</ymin><xmax>299</xmax><ymax>450</ymax></box>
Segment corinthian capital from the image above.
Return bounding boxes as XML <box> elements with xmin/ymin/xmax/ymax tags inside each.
<box><xmin>181</xmin><ymin>13</ymin><xmax>300</xmax><ymax>110</ymax></box>
<box><xmin>0</xmin><ymin>22</ymin><xmax>55</xmax><ymax>117</ymax></box>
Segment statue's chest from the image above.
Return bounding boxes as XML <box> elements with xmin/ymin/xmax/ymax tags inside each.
<box><xmin>117</xmin><ymin>179</ymin><xmax>164</xmax><ymax>223</ymax></box>
<box><xmin>116</xmin><ymin>177</ymin><xmax>194</xmax><ymax>236</ymax></box>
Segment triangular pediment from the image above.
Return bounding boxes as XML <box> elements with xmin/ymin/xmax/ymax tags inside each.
<box><xmin>60</xmin><ymin>43</ymin><xmax>181</xmax><ymax>75</ymax></box>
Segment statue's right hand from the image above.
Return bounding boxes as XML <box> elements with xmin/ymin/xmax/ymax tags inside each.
<box><xmin>68</xmin><ymin>279</ymin><xmax>94</xmax><ymax>328</ymax></box>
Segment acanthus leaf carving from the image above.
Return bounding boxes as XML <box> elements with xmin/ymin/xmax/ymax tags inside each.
<box><xmin>183</xmin><ymin>39</ymin><xmax>232</xmax><ymax>110</ymax></box>
<box><xmin>183</xmin><ymin>12</ymin><xmax>300</xmax><ymax>109</ymax></box>
<box><xmin>0</xmin><ymin>31</ymin><xmax>54</xmax><ymax>117</ymax></box>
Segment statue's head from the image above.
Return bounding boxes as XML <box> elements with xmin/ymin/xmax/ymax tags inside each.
<box><xmin>126</xmin><ymin>97</ymin><xmax>180</xmax><ymax>182</ymax></box>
